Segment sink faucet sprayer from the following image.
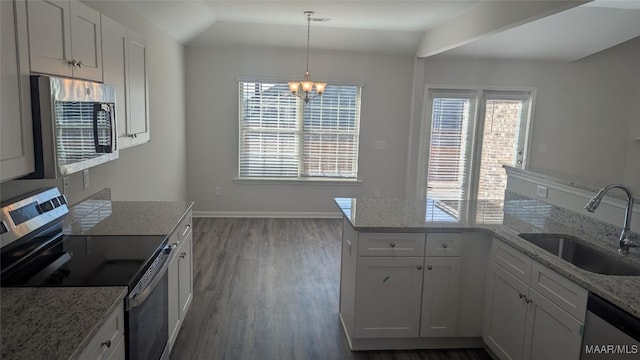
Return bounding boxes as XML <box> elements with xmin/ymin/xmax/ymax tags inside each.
<box><xmin>584</xmin><ymin>183</ymin><xmax>637</xmax><ymax>255</ymax></box>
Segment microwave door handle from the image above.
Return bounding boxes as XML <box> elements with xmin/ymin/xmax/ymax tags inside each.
<box><xmin>92</xmin><ymin>103</ymin><xmax>104</xmax><ymax>153</ymax></box>
<box><xmin>110</xmin><ymin>103</ymin><xmax>116</xmax><ymax>151</ymax></box>
<box><xmin>92</xmin><ymin>103</ymin><xmax>114</xmax><ymax>153</ymax></box>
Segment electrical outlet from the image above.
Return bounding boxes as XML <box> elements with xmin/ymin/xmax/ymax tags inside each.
<box><xmin>215</xmin><ymin>186</ymin><xmax>222</xmax><ymax>196</ymax></box>
<box><xmin>83</xmin><ymin>169</ymin><xmax>90</xmax><ymax>189</ymax></box>
<box><xmin>536</xmin><ymin>185</ymin><xmax>548</xmax><ymax>198</ymax></box>
<box><xmin>374</xmin><ymin>189</ymin><xmax>381</xmax><ymax>198</ymax></box>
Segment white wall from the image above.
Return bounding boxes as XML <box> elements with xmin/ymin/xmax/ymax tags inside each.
<box><xmin>407</xmin><ymin>37</ymin><xmax>640</xmax><ymax>197</ymax></box>
<box><xmin>1</xmin><ymin>0</ymin><xmax>188</xmax><ymax>205</ymax></box>
<box><xmin>185</xmin><ymin>45</ymin><xmax>414</xmax><ymax>215</ymax></box>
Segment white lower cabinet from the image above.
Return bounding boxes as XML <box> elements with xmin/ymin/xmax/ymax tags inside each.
<box><xmin>420</xmin><ymin>257</ymin><xmax>461</xmax><ymax>337</ymax></box>
<box><xmin>484</xmin><ymin>239</ymin><xmax>587</xmax><ymax>360</ymax></box>
<box><xmin>78</xmin><ymin>302</ymin><xmax>125</xmax><ymax>360</ymax></box>
<box><xmin>353</xmin><ymin>256</ymin><xmax>424</xmax><ymax>338</ymax></box>
<box><xmin>167</xmin><ymin>213</ymin><xmax>193</xmax><ymax>352</ymax></box>
<box><xmin>339</xmin><ymin>219</ymin><xmax>490</xmax><ymax>350</ymax></box>
<box><xmin>484</xmin><ymin>262</ymin><xmax>530</xmax><ymax>360</ymax></box>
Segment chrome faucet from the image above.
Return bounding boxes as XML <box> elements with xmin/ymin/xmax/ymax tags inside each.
<box><xmin>584</xmin><ymin>183</ymin><xmax>637</xmax><ymax>255</ymax></box>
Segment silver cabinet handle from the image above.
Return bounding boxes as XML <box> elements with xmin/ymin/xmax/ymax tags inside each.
<box><xmin>519</xmin><ymin>293</ymin><xmax>525</xmax><ymax>299</ymax></box>
<box><xmin>389</xmin><ymin>242</ymin><xmax>396</xmax><ymax>248</ymax></box>
<box><xmin>526</xmin><ymin>298</ymin><xmax>533</xmax><ymax>304</ymax></box>
<box><xmin>67</xmin><ymin>59</ymin><xmax>77</xmax><ymax>66</ymax></box>
<box><xmin>442</xmin><ymin>243</ymin><xmax>448</xmax><ymax>248</ymax></box>
<box><xmin>417</xmin><ymin>265</ymin><xmax>422</xmax><ymax>270</ymax></box>
<box><xmin>180</xmin><ymin>252</ymin><xmax>187</xmax><ymax>259</ymax></box>
<box><xmin>101</xmin><ymin>340</ymin><xmax>111</xmax><ymax>348</ymax></box>
<box><xmin>427</xmin><ymin>265</ymin><xmax>433</xmax><ymax>270</ymax></box>
<box><xmin>75</xmin><ymin>60</ymin><xmax>83</xmax><ymax>68</ymax></box>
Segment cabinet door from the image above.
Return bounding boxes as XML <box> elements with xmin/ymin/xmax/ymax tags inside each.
<box><xmin>484</xmin><ymin>262</ymin><xmax>529</xmax><ymax>360</ymax></box>
<box><xmin>353</xmin><ymin>257</ymin><xmax>423</xmax><ymax>338</ymax></box>
<box><xmin>25</xmin><ymin>0</ymin><xmax>72</xmax><ymax>77</ymax></box>
<box><xmin>126</xmin><ymin>30</ymin><xmax>150</xmax><ymax>146</ymax></box>
<box><xmin>167</xmin><ymin>232</ymin><xmax>180</xmax><ymax>349</ymax></box>
<box><xmin>69</xmin><ymin>0</ymin><xmax>102</xmax><ymax>81</ymax></box>
<box><xmin>1</xmin><ymin>0</ymin><xmax>35</xmax><ymax>181</ymax></box>
<box><xmin>178</xmin><ymin>231</ymin><xmax>193</xmax><ymax>321</ymax></box>
<box><xmin>522</xmin><ymin>289</ymin><xmax>583</xmax><ymax>360</ymax></box>
<box><xmin>420</xmin><ymin>257</ymin><xmax>461</xmax><ymax>337</ymax></box>
<box><xmin>101</xmin><ymin>15</ymin><xmax>129</xmax><ymax>147</ymax></box>
<box><xmin>339</xmin><ymin>218</ymin><xmax>358</xmax><ymax>335</ymax></box>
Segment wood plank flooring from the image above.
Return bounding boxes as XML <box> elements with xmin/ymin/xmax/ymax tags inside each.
<box><xmin>170</xmin><ymin>218</ymin><xmax>492</xmax><ymax>360</ymax></box>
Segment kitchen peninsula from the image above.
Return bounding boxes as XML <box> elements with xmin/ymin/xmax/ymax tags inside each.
<box><xmin>335</xmin><ymin>196</ymin><xmax>640</xmax><ymax>357</ymax></box>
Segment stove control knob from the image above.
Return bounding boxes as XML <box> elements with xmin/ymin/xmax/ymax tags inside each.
<box><xmin>38</xmin><ymin>201</ymin><xmax>55</xmax><ymax>213</ymax></box>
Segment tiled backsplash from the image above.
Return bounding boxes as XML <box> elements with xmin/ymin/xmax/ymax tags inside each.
<box><xmin>504</xmin><ymin>190</ymin><xmax>640</xmax><ymax>254</ymax></box>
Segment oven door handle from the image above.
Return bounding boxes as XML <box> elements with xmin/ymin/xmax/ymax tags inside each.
<box><xmin>128</xmin><ymin>245</ymin><xmax>172</xmax><ymax>309</ymax></box>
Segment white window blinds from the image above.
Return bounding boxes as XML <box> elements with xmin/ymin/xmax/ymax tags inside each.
<box><xmin>239</xmin><ymin>82</ymin><xmax>361</xmax><ymax>179</ymax></box>
<box><xmin>426</xmin><ymin>94</ymin><xmax>473</xmax><ymax>203</ymax></box>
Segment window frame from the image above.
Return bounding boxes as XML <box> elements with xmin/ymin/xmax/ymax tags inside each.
<box><xmin>237</xmin><ymin>79</ymin><xmax>363</xmax><ymax>182</ymax></box>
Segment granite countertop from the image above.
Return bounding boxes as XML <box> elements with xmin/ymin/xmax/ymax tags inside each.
<box><xmin>63</xmin><ymin>200</ymin><xmax>194</xmax><ymax>236</ymax></box>
<box><xmin>335</xmin><ymin>197</ymin><xmax>640</xmax><ymax>319</ymax></box>
<box><xmin>1</xmin><ymin>287</ymin><xmax>127</xmax><ymax>360</ymax></box>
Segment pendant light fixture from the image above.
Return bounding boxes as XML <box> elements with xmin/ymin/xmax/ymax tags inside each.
<box><xmin>288</xmin><ymin>11</ymin><xmax>327</xmax><ymax>103</ymax></box>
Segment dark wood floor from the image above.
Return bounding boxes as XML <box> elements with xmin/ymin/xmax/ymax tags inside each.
<box><xmin>170</xmin><ymin>218</ymin><xmax>492</xmax><ymax>360</ymax></box>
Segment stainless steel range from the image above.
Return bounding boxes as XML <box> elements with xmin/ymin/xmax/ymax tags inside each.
<box><xmin>0</xmin><ymin>188</ymin><xmax>172</xmax><ymax>360</ymax></box>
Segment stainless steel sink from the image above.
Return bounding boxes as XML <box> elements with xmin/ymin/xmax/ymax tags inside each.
<box><xmin>518</xmin><ymin>233</ymin><xmax>640</xmax><ymax>276</ymax></box>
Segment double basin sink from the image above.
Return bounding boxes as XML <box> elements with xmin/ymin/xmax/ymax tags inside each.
<box><xmin>518</xmin><ymin>233</ymin><xmax>640</xmax><ymax>276</ymax></box>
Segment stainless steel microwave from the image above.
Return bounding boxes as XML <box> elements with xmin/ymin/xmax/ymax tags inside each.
<box><xmin>27</xmin><ymin>76</ymin><xmax>118</xmax><ymax>179</ymax></box>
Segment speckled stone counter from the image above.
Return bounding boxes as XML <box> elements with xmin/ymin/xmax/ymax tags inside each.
<box><xmin>335</xmin><ymin>197</ymin><xmax>640</xmax><ymax>320</ymax></box>
<box><xmin>1</xmin><ymin>287</ymin><xmax>127</xmax><ymax>360</ymax></box>
<box><xmin>63</xmin><ymin>200</ymin><xmax>194</xmax><ymax>236</ymax></box>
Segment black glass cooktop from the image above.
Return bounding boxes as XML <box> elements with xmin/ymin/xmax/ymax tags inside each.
<box><xmin>1</xmin><ymin>232</ymin><xmax>167</xmax><ymax>289</ymax></box>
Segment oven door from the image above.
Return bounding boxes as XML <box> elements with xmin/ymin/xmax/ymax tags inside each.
<box><xmin>127</xmin><ymin>245</ymin><xmax>172</xmax><ymax>360</ymax></box>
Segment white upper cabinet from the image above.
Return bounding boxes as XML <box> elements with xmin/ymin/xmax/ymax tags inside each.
<box><xmin>101</xmin><ymin>15</ymin><xmax>128</xmax><ymax>142</ymax></box>
<box><xmin>101</xmin><ymin>15</ymin><xmax>150</xmax><ymax>149</ymax></box>
<box><xmin>25</xmin><ymin>0</ymin><xmax>102</xmax><ymax>81</ymax></box>
<box><xmin>1</xmin><ymin>0</ymin><xmax>35</xmax><ymax>181</ymax></box>
<box><xmin>125</xmin><ymin>30</ymin><xmax>150</xmax><ymax>146</ymax></box>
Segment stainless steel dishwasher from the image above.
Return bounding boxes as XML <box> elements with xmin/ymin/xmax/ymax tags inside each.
<box><xmin>581</xmin><ymin>293</ymin><xmax>640</xmax><ymax>359</ymax></box>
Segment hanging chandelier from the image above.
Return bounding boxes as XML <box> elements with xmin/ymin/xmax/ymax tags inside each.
<box><xmin>288</xmin><ymin>11</ymin><xmax>327</xmax><ymax>103</ymax></box>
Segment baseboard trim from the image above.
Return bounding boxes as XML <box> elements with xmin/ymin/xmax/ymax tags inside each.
<box><xmin>193</xmin><ymin>211</ymin><xmax>343</xmax><ymax>219</ymax></box>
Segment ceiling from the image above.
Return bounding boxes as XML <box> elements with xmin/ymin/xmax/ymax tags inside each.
<box><xmin>121</xmin><ymin>0</ymin><xmax>640</xmax><ymax>61</ymax></box>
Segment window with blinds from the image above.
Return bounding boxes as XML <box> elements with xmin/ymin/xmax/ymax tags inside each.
<box><xmin>425</xmin><ymin>89</ymin><xmax>531</xmax><ymax>224</ymax></box>
<box><xmin>239</xmin><ymin>82</ymin><xmax>361</xmax><ymax>180</ymax></box>
<box><xmin>426</xmin><ymin>95</ymin><xmax>473</xmax><ymax>203</ymax></box>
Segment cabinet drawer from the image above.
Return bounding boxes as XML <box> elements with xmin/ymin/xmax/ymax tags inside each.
<box><xmin>177</xmin><ymin>210</ymin><xmax>192</xmax><ymax>243</ymax></box>
<box><xmin>491</xmin><ymin>239</ymin><xmax>532</xmax><ymax>284</ymax></box>
<box><xmin>358</xmin><ymin>232</ymin><xmax>425</xmax><ymax>256</ymax></box>
<box><xmin>425</xmin><ymin>233</ymin><xmax>462</xmax><ymax>256</ymax></box>
<box><xmin>78</xmin><ymin>303</ymin><xmax>124</xmax><ymax>360</ymax></box>
<box><xmin>530</xmin><ymin>262</ymin><xmax>587</xmax><ymax>321</ymax></box>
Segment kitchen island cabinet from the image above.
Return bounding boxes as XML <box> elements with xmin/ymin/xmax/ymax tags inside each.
<box><xmin>334</xmin><ymin>197</ymin><xmax>640</xmax><ymax>358</ymax></box>
<box><xmin>339</xmin><ymin>217</ymin><xmax>489</xmax><ymax>350</ymax></box>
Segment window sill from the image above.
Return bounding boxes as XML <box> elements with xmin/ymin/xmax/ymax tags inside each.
<box><xmin>233</xmin><ymin>177</ymin><xmax>363</xmax><ymax>185</ymax></box>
